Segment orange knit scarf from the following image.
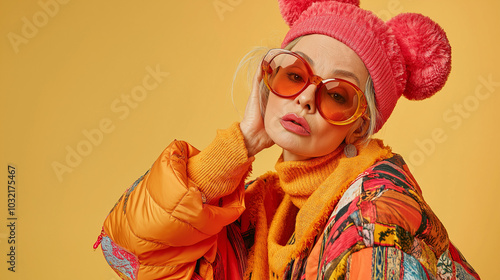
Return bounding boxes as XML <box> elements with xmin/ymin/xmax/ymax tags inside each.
<box><xmin>245</xmin><ymin>139</ymin><xmax>393</xmax><ymax>279</ymax></box>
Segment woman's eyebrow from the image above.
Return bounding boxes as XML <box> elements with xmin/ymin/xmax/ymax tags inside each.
<box><xmin>332</xmin><ymin>69</ymin><xmax>361</xmax><ymax>87</ymax></box>
<box><xmin>295</xmin><ymin>51</ymin><xmax>315</xmax><ymax>66</ymax></box>
<box><xmin>295</xmin><ymin>51</ymin><xmax>361</xmax><ymax>87</ymax></box>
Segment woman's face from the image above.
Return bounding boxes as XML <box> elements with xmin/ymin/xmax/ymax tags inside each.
<box><xmin>264</xmin><ymin>34</ymin><xmax>369</xmax><ymax>161</ymax></box>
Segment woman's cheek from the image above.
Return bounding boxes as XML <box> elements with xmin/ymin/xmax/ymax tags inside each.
<box><xmin>264</xmin><ymin>109</ymin><xmax>279</xmax><ymax>142</ymax></box>
<box><xmin>263</xmin><ymin>96</ymin><xmax>281</xmax><ymax>134</ymax></box>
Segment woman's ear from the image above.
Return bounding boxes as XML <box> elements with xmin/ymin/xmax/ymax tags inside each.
<box><xmin>345</xmin><ymin>115</ymin><xmax>370</xmax><ymax>144</ymax></box>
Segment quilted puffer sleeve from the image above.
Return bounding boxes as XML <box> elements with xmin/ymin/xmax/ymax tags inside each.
<box><xmin>100</xmin><ymin>123</ymin><xmax>253</xmax><ymax>280</ymax></box>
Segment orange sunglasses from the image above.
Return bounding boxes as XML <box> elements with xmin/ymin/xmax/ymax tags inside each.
<box><xmin>261</xmin><ymin>49</ymin><xmax>367</xmax><ymax>125</ymax></box>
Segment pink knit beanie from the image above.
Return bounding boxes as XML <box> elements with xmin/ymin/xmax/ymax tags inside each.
<box><xmin>279</xmin><ymin>0</ymin><xmax>451</xmax><ymax>132</ymax></box>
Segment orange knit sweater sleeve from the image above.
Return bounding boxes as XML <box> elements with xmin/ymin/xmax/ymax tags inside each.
<box><xmin>187</xmin><ymin>122</ymin><xmax>254</xmax><ymax>203</ymax></box>
<box><xmin>101</xmin><ymin>123</ymin><xmax>253</xmax><ymax>279</ymax></box>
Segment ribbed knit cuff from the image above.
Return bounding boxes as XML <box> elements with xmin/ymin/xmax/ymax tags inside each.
<box><xmin>187</xmin><ymin>122</ymin><xmax>254</xmax><ymax>203</ymax></box>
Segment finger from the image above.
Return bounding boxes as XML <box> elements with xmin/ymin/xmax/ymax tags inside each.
<box><xmin>253</xmin><ymin>64</ymin><xmax>263</xmax><ymax>86</ymax></box>
<box><xmin>244</xmin><ymin>68</ymin><xmax>264</xmax><ymax>116</ymax></box>
<box><xmin>248</xmin><ymin>67</ymin><xmax>263</xmax><ymax>102</ymax></box>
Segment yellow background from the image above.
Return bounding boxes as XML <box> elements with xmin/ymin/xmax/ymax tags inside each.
<box><xmin>1</xmin><ymin>0</ymin><xmax>498</xmax><ymax>279</ymax></box>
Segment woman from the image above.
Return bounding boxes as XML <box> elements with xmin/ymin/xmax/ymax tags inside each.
<box><xmin>95</xmin><ymin>0</ymin><xmax>480</xmax><ymax>279</ymax></box>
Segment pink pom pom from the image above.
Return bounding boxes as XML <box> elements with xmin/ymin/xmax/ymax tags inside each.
<box><xmin>278</xmin><ymin>0</ymin><xmax>360</xmax><ymax>26</ymax></box>
<box><xmin>387</xmin><ymin>13</ymin><xmax>452</xmax><ymax>100</ymax></box>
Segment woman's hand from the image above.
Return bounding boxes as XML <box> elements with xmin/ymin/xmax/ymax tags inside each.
<box><xmin>240</xmin><ymin>68</ymin><xmax>274</xmax><ymax>157</ymax></box>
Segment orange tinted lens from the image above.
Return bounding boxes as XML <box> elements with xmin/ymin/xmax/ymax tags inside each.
<box><xmin>267</xmin><ymin>53</ymin><xmax>309</xmax><ymax>97</ymax></box>
<box><xmin>318</xmin><ymin>81</ymin><xmax>360</xmax><ymax>122</ymax></box>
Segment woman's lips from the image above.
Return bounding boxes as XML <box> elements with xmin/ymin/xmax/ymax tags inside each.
<box><xmin>280</xmin><ymin>113</ymin><xmax>311</xmax><ymax>136</ymax></box>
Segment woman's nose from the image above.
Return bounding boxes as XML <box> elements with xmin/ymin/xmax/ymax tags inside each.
<box><xmin>295</xmin><ymin>84</ymin><xmax>317</xmax><ymax>113</ymax></box>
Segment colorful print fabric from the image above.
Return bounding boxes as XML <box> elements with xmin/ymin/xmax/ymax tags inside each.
<box><xmin>101</xmin><ymin>234</ymin><xmax>139</xmax><ymax>280</ymax></box>
<box><xmin>281</xmin><ymin>155</ymin><xmax>480</xmax><ymax>279</ymax></box>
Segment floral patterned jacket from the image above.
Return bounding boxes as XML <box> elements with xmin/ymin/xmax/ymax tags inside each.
<box><xmin>272</xmin><ymin>154</ymin><xmax>480</xmax><ymax>279</ymax></box>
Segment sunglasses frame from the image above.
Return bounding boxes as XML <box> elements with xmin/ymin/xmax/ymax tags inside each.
<box><xmin>261</xmin><ymin>48</ymin><xmax>368</xmax><ymax>125</ymax></box>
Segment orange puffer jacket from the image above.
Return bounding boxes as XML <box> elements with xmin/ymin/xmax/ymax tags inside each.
<box><xmin>98</xmin><ymin>123</ymin><xmax>253</xmax><ymax>279</ymax></box>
